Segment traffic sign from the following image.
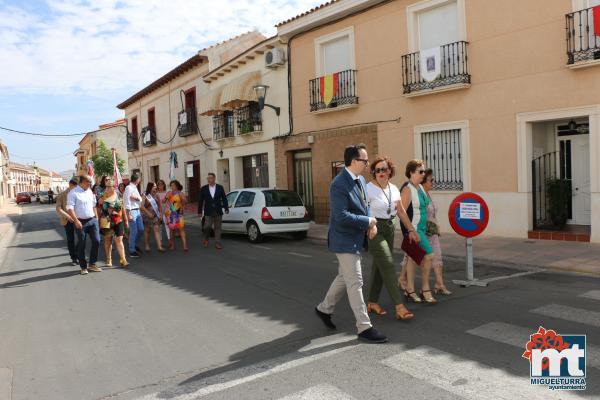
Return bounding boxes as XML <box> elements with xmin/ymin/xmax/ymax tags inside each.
<box><xmin>448</xmin><ymin>192</ymin><xmax>489</xmax><ymax>238</ymax></box>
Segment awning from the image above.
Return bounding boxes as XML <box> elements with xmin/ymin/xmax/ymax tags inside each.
<box><xmin>198</xmin><ymin>85</ymin><xmax>225</xmax><ymax>116</ymax></box>
<box><xmin>220</xmin><ymin>71</ymin><xmax>261</xmax><ymax>109</ymax></box>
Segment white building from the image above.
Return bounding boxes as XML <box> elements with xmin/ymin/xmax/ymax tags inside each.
<box><xmin>0</xmin><ymin>140</ymin><xmax>9</xmax><ymax>207</ymax></box>
<box><xmin>199</xmin><ymin>36</ymin><xmax>290</xmax><ymax>192</ymax></box>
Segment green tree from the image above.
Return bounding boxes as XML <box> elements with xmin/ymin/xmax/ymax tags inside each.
<box><xmin>89</xmin><ymin>140</ymin><xmax>125</xmax><ymax>179</ymax></box>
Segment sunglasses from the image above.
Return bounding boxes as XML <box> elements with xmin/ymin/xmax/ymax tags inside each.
<box><xmin>418</xmin><ymin>170</ymin><xmax>426</xmax><ymax>175</ymax></box>
<box><xmin>374</xmin><ymin>167</ymin><xmax>389</xmax><ymax>173</ymax></box>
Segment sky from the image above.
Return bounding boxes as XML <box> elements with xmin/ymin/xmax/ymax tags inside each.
<box><xmin>0</xmin><ymin>0</ymin><xmax>324</xmax><ymax>172</ymax></box>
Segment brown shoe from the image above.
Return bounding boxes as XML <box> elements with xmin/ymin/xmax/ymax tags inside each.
<box><xmin>215</xmin><ymin>243</ymin><xmax>223</xmax><ymax>250</ymax></box>
<box><xmin>203</xmin><ymin>240</ymin><xmax>209</xmax><ymax>248</ymax></box>
<box><xmin>88</xmin><ymin>265</ymin><xmax>102</xmax><ymax>272</ymax></box>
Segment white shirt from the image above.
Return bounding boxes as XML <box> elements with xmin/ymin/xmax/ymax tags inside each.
<box><xmin>66</xmin><ymin>186</ymin><xmax>97</xmax><ymax>219</ymax></box>
<box><xmin>123</xmin><ymin>183</ymin><xmax>142</xmax><ymax>210</ymax></box>
<box><xmin>345</xmin><ymin>167</ymin><xmax>359</xmax><ymax>181</ymax></box>
<box><xmin>209</xmin><ymin>184</ymin><xmax>216</xmax><ymax>198</ymax></box>
<box><xmin>366</xmin><ymin>181</ymin><xmax>401</xmax><ymax>219</ymax></box>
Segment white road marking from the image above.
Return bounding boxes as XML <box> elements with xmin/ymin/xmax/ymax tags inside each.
<box><xmin>278</xmin><ymin>384</ymin><xmax>356</xmax><ymax>400</ymax></box>
<box><xmin>467</xmin><ymin>321</ymin><xmax>599</xmax><ymax>369</ymax></box>
<box><xmin>137</xmin><ymin>345</ymin><xmax>359</xmax><ymax>400</ymax></box>
<box><xmin>382</xmin><ymin>346</ymin><xmax>581</xmax><ymax>400</ymax></box>
<box><xmin>298</xmin><ymin>333</ymin><xmax>356</xmax><ymax>352</ymax></box>
<box><xmin>288</xmin><ymin>252</ymin><xmax>312</xmax><ymax>258</ymax></box>
<box><xmin>531</xmin><ymin>304</ymin><xmax>600</xmax><ymax>328</ymax></box>
<box><xmin>255</xmin><ymin>245</ymin><xmax>272</xmax><ymax>250</ymax></box>
<box><xmin>579</xmin><ymin>290</ymin><xmax>600</xmax><ymax>301</ymax></box>
<box><xmin>480</xmin><ymin>270</ymin><xmax>540</xmax><ymax>283</ymax></box>
<box><xmin>0</xmin><ymin>368</ymin><xmax>12</xmax><ymax>400</ymax></box>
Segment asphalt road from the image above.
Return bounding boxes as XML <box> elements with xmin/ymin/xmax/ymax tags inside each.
<box><xmin>0</xmin><ymin>204</ymin><xmax>598</xmax><ymax>400</ymax></box>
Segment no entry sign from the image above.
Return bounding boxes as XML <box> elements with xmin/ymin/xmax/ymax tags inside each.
<box><xmin>448</xmin><ymin>192</ymin><xmax>489</xmax><ymax>238</ymax></box>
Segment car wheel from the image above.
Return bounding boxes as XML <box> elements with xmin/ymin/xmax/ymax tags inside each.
<box><xmin>292</xmin><ymin>231</ymin><xmax>308</xmax><ymax>240</ymax></box>
<box><xmin>247</xmin><ymin>221</ymin><xmax>264</xmax><ymax>243</ymax></box>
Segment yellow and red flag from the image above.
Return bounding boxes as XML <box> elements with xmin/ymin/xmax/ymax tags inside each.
<box><xmin>319</xmin><ymin>72</ymin><xmax>339</xmax><ymax>106</ymax></box>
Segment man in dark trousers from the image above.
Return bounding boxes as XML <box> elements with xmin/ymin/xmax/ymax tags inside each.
<box><xmin>198</xmin><ymin>173</ymin><xmax>229</xmax><ymax>250</ymax></box>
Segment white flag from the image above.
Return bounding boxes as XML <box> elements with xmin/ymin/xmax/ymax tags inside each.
<box><xmin>420</xmin><ymin>47</ymin><xmax>442</xmax><ymax>82</ymax></box>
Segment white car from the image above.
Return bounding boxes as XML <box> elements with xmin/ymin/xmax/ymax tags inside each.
<box><xmin>37</xmin><ymin>191</ymin><xmax>50</xmax><ymax>204</ymax></box>
<box><xmin>222</xmin><ymin>188</ymin><xmax>310</xmax><ymax>243</ymax></box>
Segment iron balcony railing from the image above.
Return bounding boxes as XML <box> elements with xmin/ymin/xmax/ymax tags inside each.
<box><xmin>566</xmin><ymin>7</ymin><xmax>600</xmax><ymax>64</ymax></box>
<box><xmin>178</xmin><ymin>107</ymin><xmax>198</xmax><ymax>137</ymax></box>
<box><xmin>309</xmin><ymin>69</ymin><xmax>358</xmax><ymax>112</ymax></box>
<box><xmin>213</xmin><ymin>112</ymin><xmax>235</xmax><ymax>141</ymax></box>
<box><xmin>126</xmin><ymin>132</ymin><xmax>139</xmax><ymax>152</ymax></box>
<box><xmin>141</xmin><ymin>126</ymin><xmax>156</xmax><ymax>147</ymax></box>
<box><xmin>401</xmin><ymin>41</ymin><xmax>470</xmax><ymax>94</ymax></box>
<box><xmin>235</xmin><ymin>102</ymin><xmax>262</xmax><ymax>134</ymax></box>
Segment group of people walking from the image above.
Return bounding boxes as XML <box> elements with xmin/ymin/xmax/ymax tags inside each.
<box><xmin>55</xmin><ymin>172</ymin><xmax>229</xmax><ymax>274</ymax></box>
<box><xmin>315</xmin><ymin>144</ymin><xmax>451</xmax><ymax>344</ymax></box>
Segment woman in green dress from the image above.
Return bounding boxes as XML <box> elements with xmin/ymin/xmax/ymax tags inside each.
<box><xmin>98</xmin><ymin>178</ymin><xmax>129</xmax><ymax>267</ymax></box>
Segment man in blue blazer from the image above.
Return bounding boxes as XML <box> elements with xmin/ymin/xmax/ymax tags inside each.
<box><xmin>315</xmin><ymin>144</ymin><xmax>388</xmax><ymax>343</ymax></box>
<box><xmin>198</xmin><ymin>173</ymin><xmax>229</xmax><ymax>250</ymax></box>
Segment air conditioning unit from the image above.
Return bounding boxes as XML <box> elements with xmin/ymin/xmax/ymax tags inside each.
<box><xmin>265</xmin><ymin>48</ymin><xmax>286</xmax><ymax>69</ymax></box>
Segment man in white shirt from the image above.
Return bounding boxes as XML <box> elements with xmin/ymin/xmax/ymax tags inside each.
<box><xmin>66</xmin><ymin>175</ymin><xmax>101</xmax><ymax>274</ymax></box>
<box><xmin>124</xmin><ymin>174</ymin><xmax>144</xmax><ymax>258</ymax></box>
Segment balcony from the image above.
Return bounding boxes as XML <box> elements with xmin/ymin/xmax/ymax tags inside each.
<box><xmin>141</xmin><ymin>126</ymin><xmax>156</xmax><ymax>147</ymax></box>
<box><xmin>126</xmin><ymin>132</ymin><xmax>139</xmax><ymax>152</ymax></box>
<box><xmin>566</xmin><ymin>7</ymin><xmax>600</xmax><ymax>67</ymax></box>
<box><xmin>178</xmin><ymin>107</ymin><xmax>198</xmax><ymax>137</ymax></box>
<box><xmin>309</xmin><ymin>69</ymin><xmax>358</xmax><ymax>113</ymax></box>
<box><xmin>213</xmin><ymin>112</ymin><xmax>236</xmax><ymax>141</ymax></box>
<box><xmin>401</xmin><ymin>41</ymin><xmax>470</xmax><ymax>95</ymax></box>
<box><xmin>235</xmin><ymin>102</ymin><xmax>262</xmax><ymax>135</ymax></box>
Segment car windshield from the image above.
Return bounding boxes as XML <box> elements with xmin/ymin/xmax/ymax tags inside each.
<box><xmin>39</xmin><ymin>191</ymin><xmax>48</xmax><ymax>195</ymax></box>
<box><xmin>17</xmin><ymin>192</ymin><xmax>28</xmax><ymax>196</ymax></box>
<box><xmin>262</xmin><ymin>190</ymin><xmax>303</xmax><ymax>207</ymax></box>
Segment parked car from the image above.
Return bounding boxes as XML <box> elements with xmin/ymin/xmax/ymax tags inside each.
<box><xmin>37</xmin><ymin>191</ymin><xmax>50</xmax><ymax>204</ymax></box>
<box><xmin>16</xmin><ymin>192</ymin><xmax>31</xmax><ymax>204</ymax></box>
<box><xmin>222</xmin><ymin>188</ymin><xmax>310</xmax><ymax>243</ymax></box>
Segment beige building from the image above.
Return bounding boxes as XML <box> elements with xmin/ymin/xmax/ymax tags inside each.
<box><xmin>199</xmin><ymin>36</ymin><xmax>290</xmax><ymax>193</ymax></box>
<box><xmin>276</xmin><ymin>0</ymin><xmax>600</xmax><ymax>242</ymax></box>
<box><xmin>74</xmin><ymin>119</ymin><xmax>129</xmax><ymax>180</ymax></box>
<box><xmin>118</xmin><ymin>32</ymin><xmax>265</xmax><ymax>203</ymax></box>
<box><xmin>38</xmin><ymin>168</ymin><xmax>51</xmax><ymax>191</ymax></box>
<box><xmin>0</xmin><ymin>140</ymin><xmax>9</xmax><ymax>207</ymax></box>
<box><xmin>8</xmin><ymin>162</ymin><xmax>37</xmax><ymax>197</ymax></box>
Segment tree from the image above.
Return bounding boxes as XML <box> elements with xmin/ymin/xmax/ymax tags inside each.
<box><xmin>89</xmin><ymin>140</ymin><xmax>125</xmax><ymax>179</ymax></box>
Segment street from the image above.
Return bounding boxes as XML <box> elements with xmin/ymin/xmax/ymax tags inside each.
<box><xmin>0</xmin><ymin>204</ymin><xmax>598</xmax><ymax>400</ymax></box>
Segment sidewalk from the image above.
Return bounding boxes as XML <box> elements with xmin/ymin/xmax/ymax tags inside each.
<box><xmin>0</xmin><ymin>200</ymin><xmax>22</xmax><ymax>265</ymax></box>
<box><xmin>307</xmin><ymin>223</ymin><xmax>600</xmax><ymax>277</ymax></box>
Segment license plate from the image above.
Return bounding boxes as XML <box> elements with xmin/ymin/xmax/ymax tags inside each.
<box><xmin>280</xmin><ymin>211</ymin><xmax>298</xmax><ymax>217</ymax></box>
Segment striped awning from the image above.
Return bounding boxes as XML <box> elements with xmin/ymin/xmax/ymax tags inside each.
<box><xmin>198</xmin><ymin>85</ymin><xmax>226</xmax><ymax>116</ymax></box>
<box><xmin>220</xmin><ymin>71</ymin><xmax>261</xmax><ymax>109</ymax></box>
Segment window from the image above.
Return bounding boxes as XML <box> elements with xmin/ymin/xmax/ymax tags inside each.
<box><xmin>131</xmin><ymin>117</ymin><xmax>138</xmax><ymax>136</ymax></box>
<box><xmin>420</xmin><ymin>129</ymin><xmax>463</xmax><ymax>191</ymax></box>
<box><xmin>417</xmin><ymin>1</ymin><xmax>459</xmax><ymax>49</ymax></box>
<box><xmin>243</xmin><ymin>153</ymin><xmax>269</xmax><ymax>188</ymax></box>
<box><xmin>185</xmin><ymin>87</ymin><xmax>196</xmax><ymax>109</ymax></box>
<box><xmin>315</xmin><ymin>27</ymin><xmax>355</xmax><ymax>76</ymax></box>
<box><xmin>226</xmin><ymin>191</ymin><xmax>239</xmax><ymax>207</ymax></box>
<box><xmin>235</xmin><ymin>191</ymin><xmax>255</xmax><ymax>207</ymax></box>
<box><xmin>148</xmin><ymin>108</ymin><xmax>156</xmax><ymax>132</ymax></box>
<box><xmin>213</xmin><ymin>111</ymin><xmax>235</xmax><ymax>139</ymax></box>
<box><xmin>235</xmin><ymin>101</ymin><xmax>262</xmax><ymax>134</ymax></box>
<box><xmin>263</xmin><ymin>190</ymin><xmax>303</xmax><ymax>207</ymax></box>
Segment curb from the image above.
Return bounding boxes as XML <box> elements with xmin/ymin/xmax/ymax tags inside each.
<box><xmin>0</xmin><ymin>204</ymin><xmax>22</xmax><ymax>272</ymax></box>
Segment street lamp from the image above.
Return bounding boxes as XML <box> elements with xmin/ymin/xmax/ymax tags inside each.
<box><xmin>253</xmin><ymin>85</ymin><xmax>280</xmax><ymax>116</ymax></box>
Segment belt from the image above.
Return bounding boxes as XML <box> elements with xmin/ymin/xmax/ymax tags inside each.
<box><xmin>128</xmin><ymin>208</ymin><xmax>139</xmax><ymax>211</ymax></box>
<box><xmin>77</xmin><ymin>217</ymin><xmax>94</xmax><ymax>223</ymax></box>
<box><xmin>376</xmin><ymin>217</ymin><xmax>395</xmax><ymax>222</ymax></box>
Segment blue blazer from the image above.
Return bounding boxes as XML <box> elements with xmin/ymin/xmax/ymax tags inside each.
<box><xmin>198</xmin><ymin>184</ymin><xmax>229</xmax><ymax>216</ymax></box>
<box><xmin>327</xmin><ymin>169</ymin><xmax>371</xmax><ymax>254</ymax></box>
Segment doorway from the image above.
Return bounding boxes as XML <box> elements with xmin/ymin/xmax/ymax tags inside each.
<box><xmin>293</xmin><ymin>151</ymin><xmax>314</xmax><ymax>218</ymax></box>
<box><xmin>557</xmin><ymin>132</ymin><xmax>591</xmax><ymax>226</ymax></box>
<box><xmin>186</xmin><ymin>160</ymin><xmax>200</xmax><ymax>203</ymax></box>
<box><xmin>150</xmin><ymin>165</ymin><xmax>160</xmax><ymax>184</ymax></box>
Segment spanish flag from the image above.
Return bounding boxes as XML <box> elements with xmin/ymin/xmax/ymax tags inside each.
<box><xmin>594</xmin><ymin>6</ymin><xmax>600</xmax><ymax>36</ymax></box>
<box><xmin>319</xmin><ymin>72</ymin><xmax>339</xmax><ymax>107</ymax></box>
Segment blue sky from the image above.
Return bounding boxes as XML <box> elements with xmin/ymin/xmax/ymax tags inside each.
<box><xmin>0</xmin><ymin>0</ymin><xmax>323</xmax><ymax>172</ymax></box>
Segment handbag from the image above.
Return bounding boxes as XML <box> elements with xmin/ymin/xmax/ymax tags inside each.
<box><xmin>426</xmin><ymin>221</ymin><xmax>440</xmax><ymax>237</ymax></box>
<box><xmin>401</xmin><ymin>235</ymin><xmax>426</xmax><ymax>266</ymax></box>
<box><xmin>99</xmin><ymin>216</ymin><xmax>111</xmax><ymax>230</ymax></box>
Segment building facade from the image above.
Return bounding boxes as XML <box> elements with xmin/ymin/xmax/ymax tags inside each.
<box><xmin>276</xmin><ymin>0</ymin><xmax>600</xmax><ymax>242</ymax></box>
<box><xmin>0</xmin><ymin>140</ymin><xmax>9</xmax><ymax>207</ymax></box>
<box><xmin>199</xmin><ymin>36</ymin><xmax>290</xmax><ymax>193</ymax></box>
<box><xmin>74</xmin><ymin>133</ymin><xmax>93</xmax><ymax>176</ymax></box>
<box><xmin>8</xmin><ymin>163</ymin><xmax>37</xmax><ymax>197</ymax></box>
<box><xmin>118</xmin><ymin>32</ymin><xmax>265</xmax><ymax>202</ymax></box>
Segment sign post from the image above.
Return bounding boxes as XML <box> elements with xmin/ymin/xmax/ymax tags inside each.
<box><xmin>448</xmin><ymin>192</ymin><xmax>489</xmax><ymax>287</ymax></box>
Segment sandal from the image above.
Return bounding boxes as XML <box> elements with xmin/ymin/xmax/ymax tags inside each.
<box><xmin>420</xmin><ymin>290</ymin><xmax>438</xmax><ymax>304</ymax></box>
<box><xmin>395</xmin><ymin>304</ymin><xmax>414</xmax><ymax>320</ymax></box>
<box><xmin>434</xmin><ymin>286</ymin><xmax>452</xmax><ymax>296</ymax></box>
<box><xmin>367</xmin><ymin>303</ymin><xmax>387</xmax><ymax>315</ymax></box>
<box><xmin>404</xmin><ymin>291</ymin><xmax>422</xmax><ymax>303</ymax></box>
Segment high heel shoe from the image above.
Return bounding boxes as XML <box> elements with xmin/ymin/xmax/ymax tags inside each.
<box><xmin>434</xmin><ymin>286</ymin><xmax>452</xmax><ymax>296</ymax></box>
<box><xmin>420</xmin><ymin>290</ymin><xmax>438</xmax><ymax>304</ymax></box>
<box><xmin>367</xmin><ymin>303</ymin><xmax>387</xmax><ymax>315</ymax></box>
<box><xmin>395</xmin><ymin>304</ymin><xmax>414</xmax><ymax>320</ymax></box>
<box><xmin>404</xmin><ymin>291</ymin><xmax>422</xmax><ymax>303</ymax></box>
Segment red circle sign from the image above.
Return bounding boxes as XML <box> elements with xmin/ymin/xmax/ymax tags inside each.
<box><xmin>448</xmin><ymin>192</ymin><xmax>489</xmax><ymax>238</ymax></box>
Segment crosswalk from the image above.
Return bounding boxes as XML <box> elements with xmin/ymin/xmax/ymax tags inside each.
<box><xmin>136</xmin><ymin>291</ymin><xmax>600</xmax><ymax>400</ymax></box>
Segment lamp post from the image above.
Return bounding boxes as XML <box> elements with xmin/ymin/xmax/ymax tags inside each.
<box><xmin>253</xmin><ymin>85</ymin><xmax>280</xmax><ymax>116</ymax></box>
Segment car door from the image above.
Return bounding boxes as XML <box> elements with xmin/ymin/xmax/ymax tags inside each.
<box><xmin>221</xmin><ymin>191</ymin><xmax>240</xmax><ymax>232</ymax></box>
<box><xmin>231</xmin><ymin>191</ymin><xmax>256</xmax><ymax>233</ymax></box>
